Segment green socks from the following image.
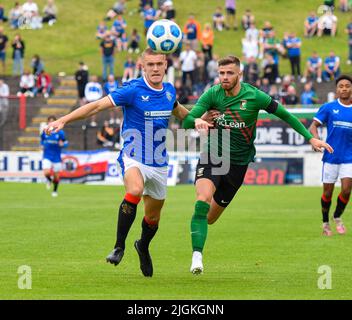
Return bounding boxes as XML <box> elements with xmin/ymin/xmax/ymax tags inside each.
<box><xmin>191</xmin><ymin>200</ymin><xmax>210</xmax><ymax>253</ymax></box>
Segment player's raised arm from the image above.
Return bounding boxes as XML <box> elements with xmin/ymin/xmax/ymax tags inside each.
<box><xmin>45</xmin><ymin>96</ymin><xmax>114</xmax><ymax>134</ymax></box>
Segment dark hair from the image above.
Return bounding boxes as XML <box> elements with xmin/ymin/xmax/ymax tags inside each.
<box><xmin>218</xmin><ymin>56</ymin><xmax>241</xmax><ymax>67</ymax></box>
<box><xmin>47</xmin><ymin>115</ymin><xmax>57</xmax><ymax>122</ymax></box>
<box><xmin>336</xmin><ymin>74</ymin><xmax>352</xmax><ymax>86</ymax></box>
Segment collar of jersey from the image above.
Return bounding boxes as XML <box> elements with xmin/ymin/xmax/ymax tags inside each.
<box><xmin>143</xmin><ymin>76</ymin><xmax>164</xmax><ymax>92</ymax></box>
<box><xmin>338</xmin><ymin>99</ymin><xmax>352</xmax><ymax>108</ymax></box>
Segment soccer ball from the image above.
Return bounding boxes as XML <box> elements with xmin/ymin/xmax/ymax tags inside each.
<box><xmin>146</xmin><ymin>19</ymin><xmax>182</xmax><ymax>54</ymax></box>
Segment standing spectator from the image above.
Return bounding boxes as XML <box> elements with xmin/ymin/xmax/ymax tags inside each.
<box><xmin>122</xmin><ymin>57</ymin><xmax>135</xmax><ymax>83</ymax></box>
<box><xmin>323</xmin><ymin>51</ymin><xmax>341</xmax><ymax>81</ymax></box>
<box><xmin>117</xmin><ymin>33</ymin><xmax>128</xmax><ymax>52</ymax></box>
<box><xmin>286</xmin><ymin>32</ymin><xmax>302</xmax><ymax>79</ymax></box>
<box><xmin>243</xmin><ymin>56</ymin><xmax>259</xmax><ymax>86</ymax></box>
<box><xmin>180</xmin><ymin>42</ymin><xmax>197</xmax><ymax>92</ymax></box>
<box><xmin>84</xmin><ymin>75</ymin><xmax>103</xmax><ymax>127</ymax></box>
<box><xmin>259</xmin><ymin>77</ymin><xmax>271</xmax><ymax>94</ymax></box>
<box><xmin>317</xmin><ymin>9</ymin><xmax>338</xmax><ymax>37</ymax></box>
<box><xmin>242</xmin><ymin>34</ymin><xmax>258</xmax><ymax>59</ymax></box>
<box><xmin>241</xmin><ymin>9</ymin><xmax>255</xmax><ymax>31</ymax></box>
<box><xmin>206</xmin><ymin>54</ymin><xmax>218</xmax><ymax>86</ymax></box>
<box><xmin>282</xmin><ymin>85</ymin><xmax>298</xmax><ymax>105</ymax></box>
<box><xmin>111</xmin><ymin>14</ymin><xmax>127</xmax><ymax>39</ymax></box>
<box><xmin>33</xmin><ymin>69</ymin><xmax>53</xmax><ymax>98</ymax></box>
<box><xmin>31</xmin><ymin>54</ymin><xmax>44</xmax><ymax>77</ymax></box>
<box><xmin>143</xmin><ymin>3</ymin><xmax>157</xmax><ymax>35</ymax></box>
<box><xmin>100</xmin><ymin>31</ymin><xmax>116</xmax><ymax>81</ymax></box>
<box><xmin>11</xmin><ymin>34</ymin><xmax>25</xmax><ymax>75</ymax></box>
<box><xmin>345</xmin><ymin>18</ymin><xmax>352</xmax><ymax>64</ymax></box>
<box><xmin>133</xmin><ymin>57</ymin><xmax>143</xmax><ymax>79</ymax></box>
<box><xmin>0</xmin><ymin>5</ymin><xmax>7</xmax><ymax>22</ymax></box>
<box><xmin>96</xmin><ymin>21</ymin><xmax>108</xmax><ymax>39</ymax></box>
<box><xmin>42</xmin><ymin>0</ymin><xmax>58</xmax><ymax>26</ymax></box>
<box><xmin>9</xmin><ymin>2</ymin><xmax>22</xmax><ymax>29</ymax></box>
<box><xmin>263</xmin><ymin>30</ymin><xmax>282</xmax><ymax>65</ymax></box>
<box><xmin>300</xmin><ymin>82</ymin><xmax>319</xmax><ymax>105</ymax></box>
<box><xmin>258</xmin><ymin>21</ymin><xmax>274</xmax><ymax>59</ymax></box>
<box><xmin>128</xmin><ymin>28</ymin><xmax>141</xmax><ymax>54</ymax></box>
<box><xmin>75</xmin><ymin>61</ymin><xmax>89</xmax><ymax>106</ymax></box>
<box><xmin>301</xmin><ymin>51</ymin><xmax>323</xmax><ymax>83</ymax></box>
<box><xmin>200</xmin><ymin>23</ymin><xmax>214</xmax><ymax>61</ymax></box>
<box><xmin>262</xmin><ymin>53</ymin><xmax>279</xmax><ymax>84</ymax></box>
<box><xmin>304</xmin><ymin>11</ymin><xmax>319</xmax><ymax>37</ymax></box>
<box><xmin>225</xmin><ymin>0</ymin><xmax>237</xmax><ymax>30</ymax></box>
<box><xmin>103</xmin><ymin>74</ymin><xmax>120</xmax><ymax>125</ymax></box>
<box><xmin>0</xmin><ymin>27</ymin><xmax>8</xmax><ymax>74</ymax></box>
<box><xmin>339</xmin><ymin>0</ymin><xmax>350</xmax><ymax>11</ymax></box>
<box><xmin>183</xmin><ymin>14</ymin><xmax>201</xmax><ymax>51</ymax></box>
<box><xmin>0</xmin><ymin>79</ymin><xmax>9</xmax><ymax>115</ymax></box>
<box><xmin>163</xmin><ymin>1</ymin><xmax>175</xmax><ymax>21</ymax></box>
<box><xmin>96</xmin><ymin>120</ymin><xmax>116</xmax><ymax>148</ymax></box>
<box><xmin>18</xmin><ymin>70</ymin><xmax>35</xmax><ymax>97</ymax></box>
<box><xmin>213</xmin><ymin>7</ymin><xmax>225</xmax><ymax>32</ymax></box>
<box><xmin>245</xmin><ymin>22</ymin><xmax>259</xmax><ymax>42</ymax></box>
<box><xmin>174</xmin><ymin>78</ymin><xmax>191</xmax><ymax>105</ymax></box>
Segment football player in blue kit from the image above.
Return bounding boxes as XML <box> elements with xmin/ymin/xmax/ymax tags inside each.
<box><xmin>310</xmin><ymin>75</ymin><xmax>352</xmax><ymax>236</ymax></box>
<box><xmin>41</xmin><ymin>115</ymin><xmax>68</xmax><ymax>197</ymax></box>
<box><xmin>44</xmin><ymin>48</ymin><xmax>192</xmax><ymax>277</ymax></box>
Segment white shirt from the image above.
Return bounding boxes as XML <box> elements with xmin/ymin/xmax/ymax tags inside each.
<box><xmin>0</xmin><ymin>83</ymin><xmax>9</xmax><ymax>97</ymax></box>
<box><xmin>245</xmin><ymin>27</ymin><xmax>259</xmax><ymax>41</ymax></box>
<box><xmin>318</xmin><ymin>14</ymin><xmax>337</xmax><ymax>30</ymax></box>
<box><xmin>85</xmin><ymin>82</ymin><xmax>103</xmax><ymax>102</ymax></box>
<box><xmin>180</xmin><ymin>50</ymin><xmax>197</xmax><ymax>72</ymax></box>
<box><xmin>242</xmin><ymin>38</ymin><xmax>258</xmax><ymax>59</ymax></box>
<box><xmin>20</xmin><ymin>74</ymin><xmax>35</xmax><ymax>88</ymax></box>
<box><xmin>22</xmin><ymin>2</ymin><xmax>39</xmax><ymax>14</ymax></box>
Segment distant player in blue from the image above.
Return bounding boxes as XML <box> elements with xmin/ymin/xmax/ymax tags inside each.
<box><xmin>310</xmin><ymin>75</ymin><xmax>352</xmax><ymax>236</ymax></box>
<box><xmin>41</xmin><ymin>115</ymin><xmax>68</xmax><ymax>197</ymax></box>
<box><xmin>44</xmin><ymin>48</ymin><xmax>192</xmax><ymax>277</ymax></box>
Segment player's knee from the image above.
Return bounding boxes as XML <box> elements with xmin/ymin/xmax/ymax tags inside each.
<box><xmin>341</xmin><ymin>190</ymin><xmax>351</xmax><ymax>201</ymax></box>
<box><xmin>127</xmin><ymin>187</ymin><xmax>143</xmax><ymax>198</ymax></box>
<box><xmin>323</xmin><ymin>190</ymin><xmax>333</xmax><ymax>199</ymax></box>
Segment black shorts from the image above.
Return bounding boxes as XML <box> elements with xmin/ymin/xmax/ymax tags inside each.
<box><xmin>226</xmin><ymin>8</ymin><xmax>236</xmax><ymax>15</ymax></box>
<box><xmin>194</xmin><ymin>161</ymin><xmax>248</xmax><ymax>208</ymax></box>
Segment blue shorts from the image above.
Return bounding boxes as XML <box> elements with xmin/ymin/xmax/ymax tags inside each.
<box><xmin>0</xmin><ymin>51</ymin><xmax>6</xmax><ymax>61</ymax></box>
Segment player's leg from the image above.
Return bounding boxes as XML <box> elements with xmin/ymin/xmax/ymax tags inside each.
<box><xmin>51</xmin><ymin>162</ymin><xmax>62</xmax><ymax>197</ymax></box>
<box><xmin>42</xmin><ymin>159</ymin><xmax>52</xmax><ymax>190</ymax></box>
<box><xmin>106</xmin><ymin>165</ymin><xmax>144</xmax><ymax>265</ymax></box>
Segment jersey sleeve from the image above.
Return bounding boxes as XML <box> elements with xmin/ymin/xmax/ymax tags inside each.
<box><xmin>108</xmin><ymin>83</ymin><xmax>135</xmax><ymax>107</ymax></box>
<box><xmin>255</xmin><ymin>88</ymin><xmax>272</xmax><ymax>111</ymax></box>
<box><xmin>314</xmin><ymin>104</ymin><xmax>329</xmax><ymax>125</ymax></box>
<box><xmin>59</xmin><ymin>131</ymin><xmax>68</xmax><ymax>148</ymax></box>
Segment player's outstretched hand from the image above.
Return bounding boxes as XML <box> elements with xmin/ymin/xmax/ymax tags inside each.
<box><xmin>195</xmin><ymin>118</ymin><xmax>213</xmax><ymax>132</ymax></box>
<box><xmin>201</xmin><ymin>109</ymin><xmax>221</xmax><ymax>125</ymax></box>
<box><xmin>44</xmin><ymin>119</ymin><xmax>65</xmax><ymax>135</ymax></box>
<box><xmin>309</xmin><ymin>137</ymin><xmax>334</xmax><ymax>153</ymax></box>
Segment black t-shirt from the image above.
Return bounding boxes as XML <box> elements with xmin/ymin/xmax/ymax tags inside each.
<box><xmin>100</xmin><ymin>39</ymin><xmax>115</xmax><ymax>57</ymax></box>
<box><xmin>166</xmin><ymin>9</ymin><xmax>176</xmax><ymax>20</ymax></box>
<box><xmin>0</xmin><ymin>34</ymin><xmax>8</xmax><ymax>51</ymax></box>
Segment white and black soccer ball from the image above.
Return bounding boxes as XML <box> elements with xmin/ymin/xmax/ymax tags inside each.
<box><xmin>146</xmin><ymin>19</ymin><xmax>182</xmax><ymax>54</ymax></box>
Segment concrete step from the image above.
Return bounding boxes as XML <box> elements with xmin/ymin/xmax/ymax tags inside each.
<box><xmin>18</xmin><ymin>136</ymin><xmax>40</xmax><ymax>144</ymax></box>
<box><xmin>60</xmin><ymin>79</ymin><xmax>76</xmax><ymax>87</ymax></box>
<box><xmin>25</xmin><ymin>126</ymin><xmax>40</xmax><ymax>134</ymax></box>
<box><xmin>11</xmin><ymin>145</ymin><xmax>41</xmax><ymax>151</ymax></box>
<box><xmin>32</xmin><ymin>116</ymin><xmax>48</xmax><ymax>124</ymax></box>
<box><xmin>47</xmin><ymin>98</ymin><xmax>77</xmax><ymax>106</ymax></box>
<box><xmin>54</xmin><ymin>89</ymin><xmax>77</xmax><ymax>96</ymax></box>
<box><xmin>39</xmin><ymin>107</ymin><xmax>70</xmax><ymax>115</ymax></box>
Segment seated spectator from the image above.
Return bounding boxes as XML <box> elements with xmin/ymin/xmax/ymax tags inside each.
<box><xmin>103</xmin><ymin>74</ymin><xmax>120</xmax><ymax>124</ymax></box>
<box><xmin>304</xmin><ymin>11</ymin><xmax>319</xmax><ymax>37</ymax></box>
<box><xmin>31</xmin><ymin>54</ymin><xmax>44</xmax><ymax>77</ymax></box>
<box><xmin>96</xmin><ymin>21</ymin><xmax>108</xmax><ymax>39</ymax></box>
<box><xmin>128</xmin><ymin>28</ymin><xmax>141</xmax><ymax>54</ymax></box>
<box><xmin>111</xmin><ymin>14</ymin><xmax>127</xmax><ymax>39</ymax></box>
<box><xmin>85</xmin><ymin>75</ymin><xmax>103</xmax><ymax>126</ymax></box>
<box><xmin>279</xmin><ymin>75</ymin><xmax>294</xmax><ymax>99</ymax></box>
<box><xmin>241</xmin><ymin>9</ymin><xmax>255</xmax><ymax>31</ymax></box>
<box><xmin>143</xmin><ymin>3</ymin><xmax>158</xmax><ymax>35</ymax></box>
<box><xmin>243</xmin><ymin>56</ymin><xmax>260</xmax><ymax>86</ymax></box>
<box><xmin>206</xmin><ymin>54</ymin><xmax>218</xmax><ymax>86</ymax></box>
<box><xmin>97</xmin><ymin>120</ymin><xmax>116</xmax><ymax>148</ymax></box>
<box><xmin>260</xmin><ymin>77</ymin><xmax>271</xmax><ymax>94</ymax></box>
<box><xmin>213</xmin><ymin>7</ymin><xmax>225</xmax><ymax>31</ymax></box>
<box><xmin>245</xmin><ymin>22</ymin><xmax>259</xmax><ymax>42</ymax></box>
<box><xmin>18</xmin><ymin>70</ymin><xmax>35</xmax><ymax>97</ymax></box>
<box><xmin>317</xmin><ymin>10</ymin><xmax>338</xmax><ymax>37</ymax></box>
<box><xmin>300</xmin><ymin>82</ymin><xmax>319</xmax><ymax>105</ymax></box>
<box><xmin>9</xmin><ymin>2</ymin><xmax>22</xmax><ymax>29</ymax></box>
<box><xmin>117</xmin><ymin>32</ymin><xmax>128</xmax><ymax>52</ymax></box>
<box><xmin>22</xmin><ymin>0</ymin><xmax>42</xmax><ymax>29</ymax></box>
<box><xmin>122</xmin><ymin>57</ymin><xmax>135</xmax><ymax>82</ymax></box>
<box><xmin>282</xmin><ymin>85</ymin><xmax>298</xmax><ymax>105</ymax></box>
<box><xmin>200</xmin><ymin>23</ymin><xmax>214</xmax><ymax>61</ymax></box>
<box><xmin>42</xmin><ymin>0</ymin><xmax>57</xmax><ymax>26</ymax></box>
<box><xmin>174</xmin><ymin>78</ymin><xmax>191</xmax><ymax>104</ymax></box>
<box><xmin>346</xmin><ymin>18</ymin><xmax>352</xmax><ymax>64</ymax></box>
<box><xmin>301</xmin><ymin>51</ymin><xmax>322</xmax><ymax>83</ymax></box>
<box><xmin>262</xmin><ymin>53</ymin><xmax>279</xmax><ymax>84</ymax></box>
<box><xmin>0</xmin><ymin>5</ymin><xmax>8</xmax><ymax>22</ymax></box>
<box><xmin>33</xmin><ymin>70</ymin><xmax>53</xmax><ymax>98</ymax></box>
<box><xmin>322</xmin><ymin>51</ymin><xmax>341</xmax><ymax>81</ymax></box>
<box><xmin>162</xmin><ymin>0</ymin><xmax>175</xmax><ymax>20</ymax></box>
<box><xmin>242</xmin><ymin>34</ymin><xmax>258</xmax><ymax>59</ymax></box>
<box><xmin>0</xmin><ymin>79</ymin><xmax>9</xmax><ymax>112</ymax></box>
<box><xmin>105</xmin><ymin>0</ymin><xmax>126</xmax><ymax>20</ymax></box>
<box><xmin>268</xmin><ymin>85</ymin><xmax>282</xmax><ymax>102</ymax></box>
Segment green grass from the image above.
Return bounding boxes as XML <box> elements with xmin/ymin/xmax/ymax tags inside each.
<box><xmin>0</xmin><ymin>182</ymin><xmax>351</xmax><ymax>300</ymax></box>
<box><xmin>2</xmin><ymin>0</ymin><xmax>352</xmax><ymax>76</ymax></box>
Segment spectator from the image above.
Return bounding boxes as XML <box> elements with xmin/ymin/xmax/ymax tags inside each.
<box><xmin>100</xmin><ymin>31</ymin><xmax>116</xmax><ymax>81</ymax></box>
<box><xmin>317</xmin><ymin>9</ymin><xmax>338</xmax><ymax>37</ymax></box>
<box><xmin>9</xmin><ymin>2</ymin><xmax>22</xmax><ymax>29</ymax></box>
<box><xmin>162</xmin><ymin>1</ymin><xmax>175</xmax><ymax>20</ymax></box>
<box><xmin>200</xmin><ymin>23</ymin><xmax>214</xmax><ymax>61</ymax></box>
<box><xmin>96</xmin><ymin>21</ymin><xmax>108</xmax><ymax>39</ymax></box>
<box><xmin>11</xmin><ymin>34</ymin><xmax>25</xmax><ymax>75</ymax></box>
<box><xmin>279</xmin><ymin>75</ymin><xmax>294</xmax><ymax>99</ymax></box>
<box><xmin>259</xmin><ymin>77</ymin><xmax>271</xmax><ymax>94</ymax></box>
<box><xmin>133</xmin><ymin>57</ymin><xmax>143</xmax><ymax>79</ymax></box>
<box><xmin>194</xmin><ymin>50</ymin><xmax>206</xmax><ymax>94</ymax></box>
<box><xmin>301</xmin><ymin>51</ymin><xmax>323</xmax><ymax>83</ymax></box>
<box><xmin>258</xmin><ymin>21</ymin><xmax>273</xmax><ymax>59</ymax></box>
<box><xmin>241</xmin><ymin>9</ymin><xmax>255</xmax><ymax>31</ymax></box>
<box><xmin>262</xmin><ymin>53</ymin><xmax>279</xmax><ymax>84</ymax></box>
<box><xmin>282</xmin><ymin>85</ymin><xmax>298</xmax><ymax>105</ymax></box>
<box><xmin>103</xmin><ymin>74</ymin><xmax>120</xmax><ymax>124</ymax></box>
<box><xmin>269</xmin><ymin>85</ymin><xmax>281</xmax><ymax>102</ymax></box>
<box><xmin>0</xmin><ymin>5</ymin><xmax>8</xmax><ymax>22</ymax></box>
<box><xmin>324</xmin><ymin>0</ymin><xmax>335</xmax><ymax>10</ymax></box>
<box><xmin>339</xmin><ymin>0</ymin><xmax>350</xmax><ymax>11</ymax></box>
<box><xmin>143</xmin><ymin>3</ymin><xmax>157</xmax><ymax>35</ymax></box>
<box><xmin>22</xmin><ymin>0</ymin><xmax>42</xmax><ymax>29</ymax></box>
<box><xmin>31</xmin><ymin>54</ymin><xmax>44</xmax><ymax>77</ymax></box>
<box><xmin>263</xmin><ymin>30</ymin><xmax>282</xmax><ymax>65</ymax></box>
<box><xmin>42</xmin><ymin>0</ymin><xmax>57</xmax><ymax>26</ymax></box>
<box><xmin>243</xmin><ymin>56</ymin><xmax>260</xmax><ymax>86</ymax></box>
<box><xmin>105</xmin><ymin>0</ymin><xmax>126</xmax><ymax>20</ymax></box>
<box><xmin>33</xmin><ymin>70</ymin><xmax>53</xmax><ymax>98</ymax></box>
<box><xmin>122</xmin><ymin>57</ymin><xmax>135</xmax><ymax>82</ymax></box>
<box><xmin>242</xmin><ymin>34</ymin><xmax>258</xmax><ymax>59</ymax></box>
<box><xmin>117</xmin><ymin>33</ymin><xmax>128</xmax><ymax>52</ymax></box>
<box><xmin>0</xmin><ymin>79</ymin><xmax>9</xmax><ymax>113</ymax></box>
<box><xmin>180</xmin><ymin>42</ymin><xmax>197</xmax><ymax>92</ymax></box>
<box><xmin>111</xmin><ymin>14</ymin><xmax>127</xmax><ymax>39</ymax></box>
<box><xmin>128</xmin><ymin>28</ymin><xmax>141</xmax><ymax>54</ymax></box>
<box><xmin>245</xmin><ymin>22</ymin><xmax>259</xmax><ymax>41</ymax></box>
<box><xmin>0</xmin><ymin>27</ymin><xmax>8</xmax><ymax>74</ymax></box>
<box><xmin>304</xmin><ymin>11</ymin><xmax>319</xmax><ymax>37</ymax></box>
<box><xmin>225</xmin><ymin>0</ymin><xmax>237</xmax><ymax>30</ymax></box>
<box><xmin>213</xmin><ymin>7</ymin><xmax>225</xmax><ymax>31</ymax></box>
<box><xmin>300</xmin><ymin>82</ymin><xmax>319</xmax><ymax>105</ymax></box>
<box><xmin>286</xmin><ymin>32</ymin><xmax>302</xmax><ymax>79</ymax></box>
<box><xmin>18</xmin><ymin>70</ymin><xmax>35</xmax><ymax>97</ymax></box>
<box><xmin>85</xmin><ymin>75</ymin><xmax>103</xmax><ymax>127</ymax></box>
<box><xmin>183</xmin><ymin>14</ymin><xmax>201</xmax><ymax>51</ymax></box>
<box><xmin>174</xmin><ymin>78</ymin><xmax>191</xmax><ymax>105</ymax></box>
<box><xmin>345</xmin><ymin>18</ymin><xmax>352</xmax><ymax>64</ymax></box>
<box><xmin>139</xmin><ymin>0</ymin><xmax>153</xmax><ymax>12</ymax></box>
<box><xmin>97</xmin><ymin>120</ymin><xmax>116</xmax><ymax>148</ymax></box>
<box><xmin>74</xmin><ymin>61</ymin><xmax>89</xmax><ymax>106</ymax></box>
<box><xmin>322</xmin><ymin>51</ymin><xmax>341</xmax><ymax>81</ymax></box>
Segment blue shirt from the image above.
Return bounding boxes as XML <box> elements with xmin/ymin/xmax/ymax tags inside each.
<box><xmin>185</xmin><ymin>22</ymin><xmax>198</xmax><ymax>40</ymax></box>
<box><xmin>324</xmin><ymin>56</ymin><xmax>340</xmax><ymax>71</ymax></box>
<box><xmin>41</xmin><ymin>130</ymin><xmax>68</xmax><ymax>163</ymax></box>
<box><xmin>143</xmin><ymin>8</ymin><xmax>156</xmax><ymax>29</ymax></box>
<box><xmin>308</xmin><ymin>56</ymin><xmax>322</xmax><ymax>69</ymax></box>
<box><xmin>307</xmin><ymin>16</ymin><xmax>318</xmax><ymax>25</ymax></box>
<box><xmin>108</xmin><ymin>77</ymin><xmax>176</xmax><ymax>168</ymax></box>
<box><xmin>300</xmin><ymin>90</ymin><xmax>316</xmax><ymax>105</ymax></box>
<box><xmin>112</xmin><ymin>18</ymin><xmax>126</xmax><ymax>35</ymax></box>
<box><xmin>286</xmin><ymin>37</ymin><xmax>301</xmax><ymax>57</ymax></box>
<box><xmin>104</xmin><ymin>80</ymin><xmax>119</xmax><ymax>95</ymax></box>
<box><xmin>314</xmin><ymin>100</ymin><xmax>352</xmax><ymax>164</ymax></box>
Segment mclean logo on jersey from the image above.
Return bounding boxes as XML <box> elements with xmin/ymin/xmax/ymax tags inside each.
<box><xmin>214</xmin><ymin>114</ymin><xmax>246</xmax><ymax>128</ymax></box>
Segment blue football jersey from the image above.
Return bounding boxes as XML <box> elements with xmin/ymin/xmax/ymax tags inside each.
<box><xmin>108</xmin><ymin>77</ymin><xmax>176</xmax><ymax>167</ymax></box>
<box><xmin>41</xmin><ymin>130</ymin><xmax>68</xmax><ymax>163</ymax></box>
<box><xmin>314</xmin><ymin>99</ymin><xmax>352</xmax><ymax>164</ymax></box>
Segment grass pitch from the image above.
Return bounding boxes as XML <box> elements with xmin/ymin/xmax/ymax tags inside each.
<box><xmin>0</xmin><ymin>182</ymin><xmax>351</xmax><ymax>300</ymax></box>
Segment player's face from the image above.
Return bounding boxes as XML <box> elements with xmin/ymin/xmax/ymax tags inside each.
<box><xmin>218</xmin><ymin>64</ymin><xmax>242</xmax><ymax>91</ymax></box>
<box><xmin>336</xmin><ymin>80</ymin><xmax>352</xmax><ymax>100</ymax></box>
<box><xmin>142</xmin><ymin>54</ymin><xmax>167</xmax><ymax>87</ymax></box>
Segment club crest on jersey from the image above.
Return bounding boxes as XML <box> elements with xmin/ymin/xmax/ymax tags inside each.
<box><xmin>166</xmin><ymin>91</ymin><xmax>173</xmax><ymax>102</ymax></box>
<box><xmin>141</xmin><ymin>95</ymin><xmax>150</xmax><ymax>102</ymax></box>
<box><xmin>240</xmin><ymin>100</ymin><xmax>247</xmax><ymax>110</ymax></box>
